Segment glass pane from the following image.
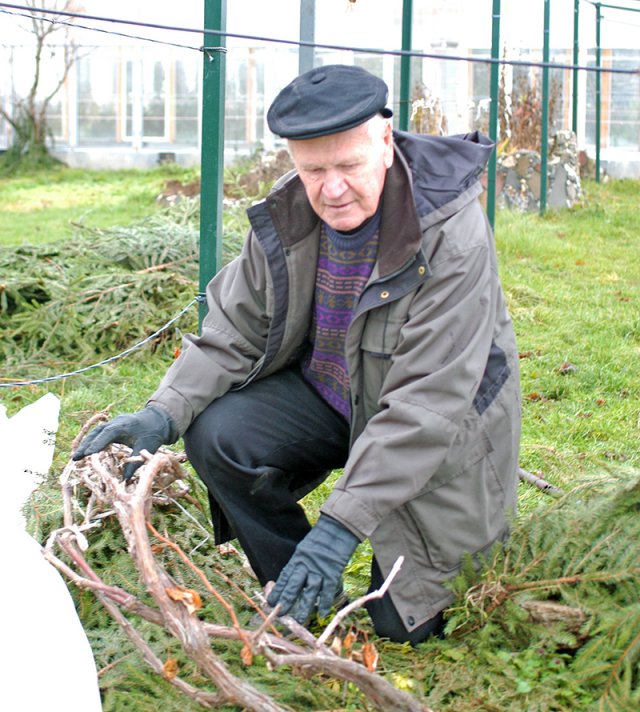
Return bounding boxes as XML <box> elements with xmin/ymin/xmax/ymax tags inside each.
<box><xmin>77</xmin><ymin>48</ymin><xmax>118</xmax><ymax>145</ymax></box>
<box><xmin>174</xmin><ymin>56</ymin><xmax>199</xmax><ymax>144</ymax></box>
<box><xmin>143</xmin><ymin>59</ymin><xmax>166</xmax><ymax>138</ymax></box>
<box><xmin>609</xmin><ymin>51</ymin><xmax>640</xmax><ymax>149</ymax></box>
<box><xmin>125</xmin><ymin>60</ymin><xmax>133</xmax><ymax>139</ymax></box>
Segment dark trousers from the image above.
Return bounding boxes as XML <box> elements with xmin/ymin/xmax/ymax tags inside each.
<box><xmin>183</xmin><ymin>367</ymin><xmax>443</xmax><ymax>644</ymax></box>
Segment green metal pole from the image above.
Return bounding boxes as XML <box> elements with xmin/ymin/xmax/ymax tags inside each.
<box><xmin>299</xmin><ymin>0</ymin><xmax>315</xmax><ymax>75</ymax></box>
<box><xmin>399</xmin><ymin>0</ymin><xmax>413</xmax><ymax>131</ymax></box>
<box><xmin>487</xmin><ymin>0</ymin><xmax>501</xmax><ymax>229</ymax></box>
<box><xmin>199</xmin><ymin>0</ymin><xmax>227</xmax><ymax>330</ymax></box>
<box><xmin>539</xmin><ymin>0</ymin><xmax>551</xmax><ymax>215</ymax></box>
<box><xmin>572</xmin><ymin>0</ymin><xmax>579</xmax><ymax>135</ymax></box>
<box><xmin>595</xmin><ymin>2</ymin><xmax>602</xmax><ymax>183</ymax></box>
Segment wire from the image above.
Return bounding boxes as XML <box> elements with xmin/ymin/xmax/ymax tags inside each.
<box><xmin>0</xmin><ymin>1</ymin><xmax>638</xmax><ymax>75</ymax></box>
<box><xmin>0</xmin><ymin>0</ymin><xmax>637</xmax><ymax>387</ymax></box>
<box><xmin>0</xmin><ymin>6</ymin><xmax>202</xmax><ymax>50</ymax></box>
<box><xmin>0</xmin><ymin>298</ymin><xmax>198</xmax><ymax>389</ymax></box>
<box><xmin>583</xmin><ymin>0</ymin><xmax>640</xmax><ymax>12</ymax></box>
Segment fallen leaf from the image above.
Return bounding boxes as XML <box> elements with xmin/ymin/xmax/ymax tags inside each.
<box><xmin>390</xmin><ymin>672</ymin><xmax>417</xmax><ymax>691</ymax></box>
<box><xmin>362</xmin><ymin>642</ymin><xmax>379</xmax><ymax>672</ymax></box>
<box><xmin>557</xmin><ymin>361</ymin><xmax>577</xmax><ymax>374</ymax></box>
<box><xmin>218</xmin><ymin>542</ymin><xmax>242</xmax><ymax>557</ymax></box>
<box><xmin>525</xmin><ymin>392</ymin><xmax>548</xmax><ymax>402</ymax></box>
<box><xmin>173</xmin><ymin>347</ymin><xmax>182</xmax><ymax>359</ymax></box>
<box><xmin>343</xmin><ymin>630</ymin><xmax>357</xmax><ymax>654</ymax></box>
<box><xmin>241</xmin><ymin>644</ymin><xmax>254</xmax><ymax>666</ymax></box>
<box><xmin>596</xmin><ymin>398</ymin><xmax>606</xmax><ymax>406</ymax></box>
<box><xmin>163</xmin><ymin>657</ymin><xmax>178</xmax><ymax>680</ymax></box>
<box><xmin>330</xmin><ymin>635</ymin><xmax>342</xmax><ymax>655</ymax></box>
<box><xmin>165</xmin><ymin>586</ymin><xmax>202</xmax><ymax>614</ymax></box>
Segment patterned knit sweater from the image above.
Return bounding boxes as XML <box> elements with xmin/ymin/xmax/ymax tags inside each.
<box><xmin>301</xmin><ymin>211</ymin><xmax>381</xmax><ymax>420</ymax></box>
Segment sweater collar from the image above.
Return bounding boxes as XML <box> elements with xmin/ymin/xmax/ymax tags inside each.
<box><xmin>323</xmin><ymin>207</ymin><xmax>382</xmax><ymax>251</ymax></box>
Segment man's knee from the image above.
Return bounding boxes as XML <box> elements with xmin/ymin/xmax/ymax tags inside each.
<box><xmin>366</xmin><ymin>588</ymin><xmax>445</xmax><ymax>645</ymax></box>
<box><xmin>183</xmin><ymin>401</ymin><xmax>240</xmax><ymax>478</ymax></box>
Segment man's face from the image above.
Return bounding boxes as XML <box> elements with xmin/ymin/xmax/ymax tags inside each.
<box><xmin>288</xmin><ymin>117</ymin><xmax>394</xmax><ymax>232</ymax></box>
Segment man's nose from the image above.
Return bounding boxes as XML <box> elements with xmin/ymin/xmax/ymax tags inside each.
<box><xmin>322</xmin><ymin>170</ymin><xmax>347</xmax><ymax>199</ymax></box>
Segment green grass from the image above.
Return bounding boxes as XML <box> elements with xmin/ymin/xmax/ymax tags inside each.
<box><xmin>0</xmin><ymin>164</ymin><xmax>199</xmax><ymax>245</ymax></box>
<box><xmin>496</xmin><ymin>181</ymin><xmax>640</xmax><ymax>497</ymax></box>
<box><xmin>2</xmin><ymin>172</ymin><xmax>640</xmax><ymax>710</ymax></box>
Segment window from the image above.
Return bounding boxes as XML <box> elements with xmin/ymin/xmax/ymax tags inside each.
<box><xmin>174</xmin><ymin>55</ymin><xmax>200</xmax><ymax>144</ymax></box>
<box><xmin>123</xmin><ymin>49</ymin><xmax>170</xmax><ymax>143</ymax></box>
<box><xmin>77</xmin><ymin>48</ymin><xmax>118</xmax><ymax>145</ymax></box>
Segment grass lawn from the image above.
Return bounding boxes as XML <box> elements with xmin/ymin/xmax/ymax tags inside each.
<box><xmin>0</xmin><ymin>164</ymin><xmax>199</xmax><ymax>245</ymax></box>
<box><xmin>1</xmin><ymin>170</ymin><xmax>639</xmax><ymax>711</ymax></box>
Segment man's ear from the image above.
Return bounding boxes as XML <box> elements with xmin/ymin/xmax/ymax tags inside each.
<box><xmin>383</xmin><ymin>121</ymin><xmax>394</xmax><ymax>169</ymax></box>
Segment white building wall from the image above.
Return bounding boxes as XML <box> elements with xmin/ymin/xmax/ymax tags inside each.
<box><xmin>0</xmin><ymin>1</ymin><xmax>638</xmax><ymax>172</ymax></box>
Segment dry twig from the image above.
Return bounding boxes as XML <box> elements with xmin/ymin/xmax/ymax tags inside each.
<box><xmin>42</xmin><ymin>418</ymin><xmax>434</xmax><ymax>712</ymax></box>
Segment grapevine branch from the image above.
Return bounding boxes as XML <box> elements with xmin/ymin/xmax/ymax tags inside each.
<box><xmin>42</xmin><ymin>419</ymin><xmax>434</xmax><ymax>712</ymax></box>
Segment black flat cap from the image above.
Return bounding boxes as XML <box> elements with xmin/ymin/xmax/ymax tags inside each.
<box><xmin>267</xmin><ymin>64</ymin><xmax>392</xmax><ymax>140</ymax></box>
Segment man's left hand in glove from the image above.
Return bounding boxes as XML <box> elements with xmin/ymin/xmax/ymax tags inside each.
<box><xmin>267</xmin><ymin>514</ymin><xmax>360</xmax><ymax>623</ymax></box>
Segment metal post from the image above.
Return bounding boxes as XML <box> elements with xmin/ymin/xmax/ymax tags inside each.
<box><xmin>199</xmin><ymin>0</ymin><xmax>227</xmax><ymax>329</ymax></box>
<box><xmin>539</xmin><ymin>0</ymin><xmax>551</xmax><ymax>215</ymax></box>
<box><xmin>595</xmin><ymin>3</ymin><xmax>602</xmax><ymax>182</ymax></box>
<box><xmin>572</xmin><ymin>0</ymin><xmax>579</xmax><ymax>135</ymax></box>
<box><xmin>299</xmin><ymin>0</ymin><xmax>315</xmax><ymax>75</ymax></box>
<box><xmin>486</xmin><ymin>0</ymin><xmax>501</xmax><ymax>229</ymax></box>
<box><xmin>399</xmin><ymin>0</ymin><xmax>413</xmax><ymax>131</ymax></box>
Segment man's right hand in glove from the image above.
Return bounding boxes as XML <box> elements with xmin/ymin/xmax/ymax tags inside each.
<box><xmin>72</xmin><ymin>405</ymin><xmax>178</xmax><ymax>480</ymax></box>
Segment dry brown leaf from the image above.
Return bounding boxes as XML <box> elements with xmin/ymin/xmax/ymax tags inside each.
<box><xmin>362</xmin><ymin>642</ymin><xmax>379</xmax><ymax>672</ymax></box>
<box><xmin>557</xmin><ymin>361</ymin><xmax>577</xmax><ymax>375</ymax></box>
<box><xmin>241</xmin><ymin>644</ymin><xmax>254</xmax><ymax>666</ymax></box>
<box><xmin>343</xmin><ymin>630</ymin><xmax>356</xmax><ymax>653</ymax></box>
<box><xmin>218</xmin><ymin>542</ymin><xmax>242</xmax><ymax>557</ymax></box>
<box><xmin>163</xmin><ymin>657</ymin><xmax>178</xmax><ymax>680</ymax></box>
<box><xmin>330</xmin><ymin>635</ymin><xmax>342</xmax><ymax>655</ymax></box>
<box><xmin>165</xmin><ymin>585</ymin><xmax>202</xmax><ymax>614</ymax></box>
<box><xmin>524</xmin><ymin>392</ymin><xmax>548</xmax><ymax>402</ymax></box>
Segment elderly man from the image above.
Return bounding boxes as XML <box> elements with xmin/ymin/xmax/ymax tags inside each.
<box><xmin>74</xmin><ymin>64</ymin><xmax>521</xmax><ymax>645</ymax></box>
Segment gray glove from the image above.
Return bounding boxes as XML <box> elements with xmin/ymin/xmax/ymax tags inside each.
<box><xmin>267</xmin><ymin>514</ymin><xmax>360</xmax><ymax>623</ymax></box>
<box><xmin>72</xmin><ymin>405</ymin><xmax>178</xmax><ymax>480</ymax></box>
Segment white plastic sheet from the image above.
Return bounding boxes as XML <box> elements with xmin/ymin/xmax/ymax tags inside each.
<box><xmin>0</xmin><ymin>394</ymin><xmax>102</xmax><ymax>711</ymax></box>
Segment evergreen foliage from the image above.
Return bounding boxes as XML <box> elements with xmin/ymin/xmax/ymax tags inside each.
<box><xmin>0</xmin><ymin>201</ymin><xmax>201</xmax><ymax>375</ymax></box>
<box><xmin>434</xmin><ymin>469</ymin><xmax>640</xmax><ymax>710</ymax></box>
<box><xmin>4</xmin><ymin>174</ymin><xmax>639</xmax><ymax>709</ymax></box>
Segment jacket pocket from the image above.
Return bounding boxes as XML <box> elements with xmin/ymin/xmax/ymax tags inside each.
<box><xmin>405</xmin><ymin>440</ymin><xmax>508</xmax><ymax>572</ymax></box>
<box><xmin>359</xmin><ymin>311</ymin><xmax>406</xmax><ymax>356</ymax></box>
<box><xmin>358</xmin><ymin>312</ymin><xmax>405</xmax><ymax>417</ymax></box>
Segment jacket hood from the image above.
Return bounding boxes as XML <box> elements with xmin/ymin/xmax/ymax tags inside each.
<box><xmin>392</xmin><ymin>130</ymin><xmax>493</xmax><ymax>223</ymax></box>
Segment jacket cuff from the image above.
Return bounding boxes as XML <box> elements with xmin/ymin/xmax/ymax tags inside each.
<box><xmin>147</xmin><ymin>389</ymin><xmax>193</xmax><ymax>437</ymax></box>
<box><xmin>321</xmin><ymin>490</ymin><xmax>379</xmax><ymax>540</ymax></box>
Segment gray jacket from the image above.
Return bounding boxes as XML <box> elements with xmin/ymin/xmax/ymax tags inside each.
<box><xmin>149</xmin><ymin>130</ymin><xmax>521</xmax><ymax>631</ymax></box>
